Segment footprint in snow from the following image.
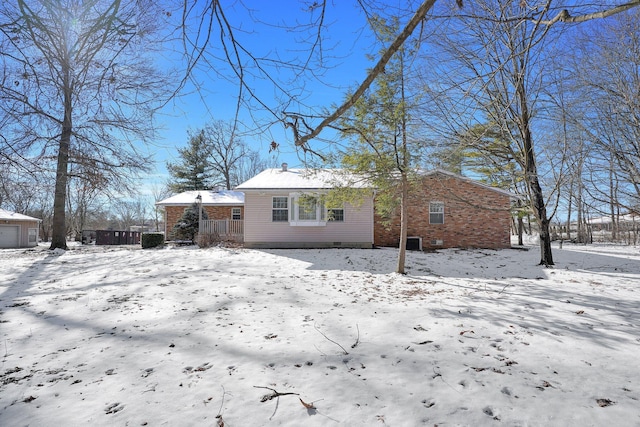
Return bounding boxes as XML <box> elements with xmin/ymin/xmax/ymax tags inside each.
<box><xmin>422</xmin><ymin>398</ymin><xmax>435</xmax><ymax>408</ymax></box>
<box><xmin>105</xmin><ymin>402</ymin><xmax>124</xmax><ymax>414</ymax></box>
<box><xmin>483</xmin><ymin>406</ymin><xmax>500</xmax><ymax>420</ymax></box>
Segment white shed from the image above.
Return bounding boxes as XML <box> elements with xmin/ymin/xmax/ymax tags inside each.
<box><xmin>0</xmin><ymin>209</ymin><xmax>41</xmax><ymax>248</ymax></box>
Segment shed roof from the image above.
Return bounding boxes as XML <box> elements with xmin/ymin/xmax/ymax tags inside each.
<box><xmin>0</xmin><ymin>208</ymin><xmax>41</xmax><ymax>221</ymax></box>
<box><xmin>156</xmin><ymin>190</ymin><xmax>244</xmax><ymax>206</ymax></box>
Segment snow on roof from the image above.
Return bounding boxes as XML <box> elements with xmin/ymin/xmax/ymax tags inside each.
<box><xmin>0</xmin><ymin>208</ymin><xmax>41</xmax><ymax>221</ymax></box>
<box><xmin>235</xmin><ymin>167</ymin><xmax>516</xmax><ymax>198</ymax></box>
<box><xmin>156</xmin><ymin>190</ymin><xmax>244</xmax><ymax>206</ymax></box>
<box><xmin>235</xmin><ymin>168</ymin><xmax>370</xmax><ymax>190</ymax></box>
<box><xmin>587</xmin><ymin>213</ymin><xmax>639</xmax><ymax>224</ymax></box>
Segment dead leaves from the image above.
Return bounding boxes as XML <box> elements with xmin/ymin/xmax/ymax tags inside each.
<box><xmin>299</xmin><ymin>397</ymin><xmax>315</xmax><ymax>409</ymax></box>
<box><xmin>596</xmin><ymin>398</ymin><xmax>615</xmax><ymax>407</ymax></box>
<box><xmin>254</xmin><ymin>385</ymin><xmax>321</xmax><ymax>418</ymax></box>
<box><xmin>536</xmin><ymin>380</ymin><xmax>554</xmax><ymax>391</ymax></box>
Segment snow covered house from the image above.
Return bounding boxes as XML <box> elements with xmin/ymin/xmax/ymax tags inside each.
<box><xmin>374</xmin><ymin>169</ymin><xmax>514</xmax><ymax>250</ymax></box>
<box><xmin>156</xmin><ymin>190</ymin><xmax>245</xmax><ymax>241</ymax></box>
<box><xmin>0</xmin><ymin>208</ymin><xmax>40</xmax><ymax>248</ymax></box>
<box><xmin>235</xmin><ymin>164</ymin><xmax>375</xmax><ymax>249</ymax></box>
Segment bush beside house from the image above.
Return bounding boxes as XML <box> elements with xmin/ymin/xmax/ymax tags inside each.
<box><xmin>142</xmin><ymin>233</ymin><xmax>165</xmax><ymax>249</ymax></box>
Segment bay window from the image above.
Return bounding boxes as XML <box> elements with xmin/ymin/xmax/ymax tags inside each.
<box><xmin>272</xmin><ymin>193</ymin><xmax>345</xmax><ymax>226</ymax></box>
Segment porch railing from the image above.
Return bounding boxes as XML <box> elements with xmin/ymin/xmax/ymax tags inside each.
<box><xmin>199</xmin><ymin>219</ymin><xmax>243</xmax><ymax>241</ymax></box>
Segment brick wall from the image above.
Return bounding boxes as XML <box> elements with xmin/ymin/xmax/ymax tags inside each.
<box><xmin>164</xmin><ymin>205</ymin><xmax>243</xmax><ymax>238</ymax></box>
<box><xmin>374</xmin><ymin>173</ymin><xmax>512</xmax><ymax>250</ymax></box>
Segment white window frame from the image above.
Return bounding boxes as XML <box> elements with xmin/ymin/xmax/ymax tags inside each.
<box><xmin>429</xmin><ymin>201</ymin><xmax>445</xmax><ymax>224</ymax></box>
<box><xmin>326</xmin><ymin>206</ymin><xmax>344</xmax><ymax>222</ymax></box>
<box><xmin>289</xmin><ymin>193</ymin><xmax>327</xmax><ymax>226</ymax></box>
<box><xmin>28</xmin><ymin>228</ymin><xmax>38</xmax><ymax>243</ymax></box>
<box><xmin>272</xmin><ymin>196</ymin><xmax>289</xmax><ymax>222</ymax></box>
<box><xmin>231</xmin><ymin>207</ymin><xmax>242</xmax><ymax>220</ymax></box>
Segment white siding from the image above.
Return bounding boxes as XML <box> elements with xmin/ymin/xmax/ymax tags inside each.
<box><xmin>0</xmin><ymin>220</ymin><xmax>39</xmax><ymax>248</ymax></box>
<box><xmin>243</xmin><ymin>191</ymin><xmax>373</xmax><ymax>248</ymax></box>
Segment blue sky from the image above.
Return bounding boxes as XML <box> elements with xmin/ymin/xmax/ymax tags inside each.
<box><xmin>145</xmin><ymin>1</ymin><xmax>386</xmax><ymax>190</ymax></box>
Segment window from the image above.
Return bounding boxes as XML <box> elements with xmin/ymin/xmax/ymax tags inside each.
<box><xmin>28</xmin><ymin>228</ymin><xmax>37</xmax><ymax>243</ymax></box>
<box><xmin>232</xmin><ymin>207</ymin><xmax>241</xmax><ymax>220</ymax></box>
<box><xmin>272</xmin><ymin>197</ymin><xmax>289</xmax><ymax>222</ymax></box>
<box><xmin>327</xmin><ymin>208</ymin><xmax>344</xmax><ymax>222</ymax></box>
<box><xmin>429</xmin><ymin>202</ymin><xmax>444</xmax><ymax>224</ymax></box>
<box><xmin>297</xmin><ymin>195</ymin><xmax>318</xmax><ymax>220</ymax></box>
<box><xmin>289</xmin><ymin>194</ymin><xmax>329</xmax><ymax>226</ymax></box>
<box><xmin>271</xmin><ymin>193</ymin><xmax>344</xmax><ymax>226</ymax></box>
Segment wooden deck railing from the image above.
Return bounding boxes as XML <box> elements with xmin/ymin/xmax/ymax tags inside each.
<box><xmin>199</xmin><ymin>219</ymin><xmax>243</xmax><ymax>241</ymax></box>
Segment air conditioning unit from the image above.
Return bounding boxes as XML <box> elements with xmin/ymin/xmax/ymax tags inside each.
<box><xmin>406</xmin><ymin>236</ymin><xmax>422</xmax><ymax>251</ymax></box>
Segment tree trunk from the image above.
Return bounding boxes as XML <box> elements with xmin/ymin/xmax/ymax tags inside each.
<box><xmin>526</xmin><ymin>152</ymin><xmax>554</xmax><ymax>265</ymax></box>
<box><xmin>395</xmin><ymin>61</ymin><xmax>409</xmax><ymax>275</ymax></box>
<box><xmin>396</xmin><ymin>172</ymin><xmax>409</xmax><ymax>274</ymax></box>
<box><xmin>566</xmin><ymin>180</ymin><xmax>573</xmax><ymax>242</ymax></box>
<box><xmin>609</xmin><ymin>157</ymin><xmax>617</xmax><ymax>242</ymax></box>
<box><xmin>50</xmin><ymin>78</ymin><xmax>72</xmax><ymax>250</ymax></box>
<box><xmin>517</xmin><ymin>216</ymin><xmax>524</xmax><ymax>246</ymax></box>
<box><xmin>516</xmin><ymin>72</ymin><xmax>553</xmax><ymax>266</ymax></box>
<box><xmin>50</xmin><ymin>129</ymin><xmax>71</xmax><ymax>250</ymax></box>
<box><xmin>576</xmin><ymin>185</ymin><xmax>586</xmax><ymax>243</ymax></box>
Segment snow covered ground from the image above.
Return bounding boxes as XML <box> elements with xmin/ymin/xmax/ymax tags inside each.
<box><xmin>1</xmin><ymin>240</ymin><xmax>639</xmax><ymax>426</ymax></box>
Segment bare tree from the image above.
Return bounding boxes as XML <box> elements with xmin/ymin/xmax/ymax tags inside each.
<box><xmin>204</xmin><ymin>120</ymin><xmax>255</xmax><ymax>190</ymax></box>
<box><xmin>111</xmin><ymin>200</ymin><xmax>145</xmax><ymax>231</ymax></box>
<box><xmin>182</xmin><ymin>0</ymin><xmax>640</xmax><ymax>202</ymax></box>
<box><xmin>65</xmin><ymin>163</ymin><xmax>108</xmax><ymax>241</ymax></box>
<box><xmin>421</xmin><ymin>0</ymin><xmax>574</xmax><ymax>265</ymax></box>
<box><xmin>150</xmin><ymin>184</ymin><xmax>172</xmax><ymax>232</ymax></box>
<box><xmin>234</xmin><ymin>150</ymin><xmax>271</xmax><ymax>186</ymax></box>
<box><xmin>571</xmin><ymin>10</ymin><xmax>640</xmax><ymax>214</ymax></box>
<box><xmin>0</xmin><ymin>0</ymin><xmax>176</xmax><ymax>250</ymax></box>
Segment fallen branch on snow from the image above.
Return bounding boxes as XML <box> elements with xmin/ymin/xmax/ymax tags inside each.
<box><xmin>254</xmin><ymin>385</ymin><xmax>300</xmax><ymax>402</ymax></box>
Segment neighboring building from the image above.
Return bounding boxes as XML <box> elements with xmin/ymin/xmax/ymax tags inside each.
<box><xmin>0</xmin><ymin>208</ymin><xmax>41</xmax><ymax>248</ymax></box>
<box><xmin>235</xmin><ymin>164</ymin><xmax>374</xmax><ymax>249</ymax></box>
<box><xmin>374</xmin><ymin>169</ymin><xmax>514</xmax><ymax>250</ymax></box>
<box><xmin>156</xmin><ymin>190</ymin><xmax>245</xmax><ymax>240</ymax></box>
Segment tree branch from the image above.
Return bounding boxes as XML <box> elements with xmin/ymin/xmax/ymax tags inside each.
<box><xmin>538</xmin><ymin>0</ymin><xmax>640</xmax><ymax>24</ymax></box>
<box><xmin>290</xmin><ymin>0</ymin><xmax>437</xmax><ymax>150</ymax></box>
